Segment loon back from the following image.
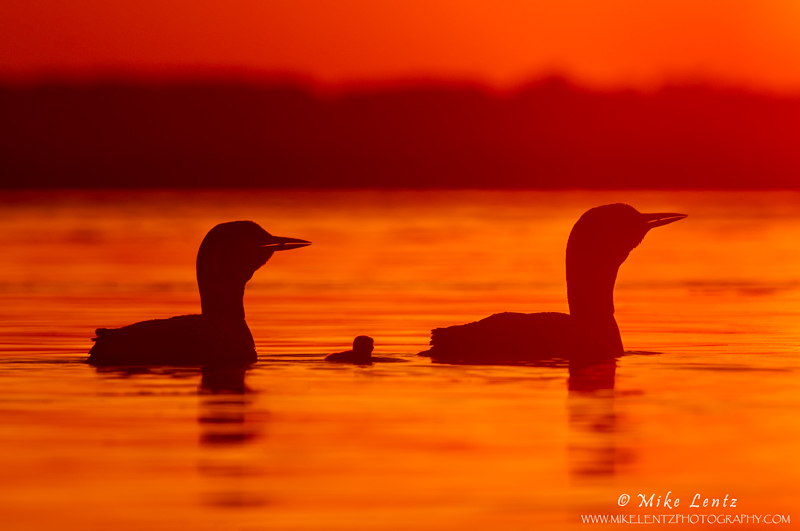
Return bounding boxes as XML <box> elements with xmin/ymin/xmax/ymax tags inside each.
<box><xmin>87</xmin><ymin>315</ymin><xmax>256</xmax><ymax>367</ymax></box>
<box><xmin>422</xmin><ymin>312</ymin><xmax>602</xmax><ymax>364</ymax></box>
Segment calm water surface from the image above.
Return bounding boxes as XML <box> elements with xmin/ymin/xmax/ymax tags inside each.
<box><xmin>1</xmin><ymin>190</ymin><xmax>799</xmax><ymax>530</ymax></box>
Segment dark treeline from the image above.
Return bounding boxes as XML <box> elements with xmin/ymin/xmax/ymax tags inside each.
<box><xmin>1</xmin><ymin>77</ymin><xmax>799</xmax><ymax>189</ymax></box>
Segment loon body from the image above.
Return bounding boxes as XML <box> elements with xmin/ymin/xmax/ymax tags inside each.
<box><xmin>421</xmin><ymin>204</ymin><xmax>685</xmax><ymax>364</ymax></box>
<box><xmin>325</xmin><ymin>336</ymin><xmax>375</xmax><ymax>365</ymax></box>
<box><xmin>88</xmin><ymin>221</ymin><xmax>310</xmax><ymax>367</ymax></box>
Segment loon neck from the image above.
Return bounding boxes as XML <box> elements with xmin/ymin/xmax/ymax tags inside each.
<box><xmin>566</xmin><ymin>260</ymin><xmax>624</xmax><ymax>354</ymax></box>
<box><xmin>198</xmin><ymin>277</ymin><xmax>247</xmax><ymax>320</ymax></box>
<box><xmin>566</xmin><ymin>265</ymin><xmax>618</xmax><ymax>320</ymax></box>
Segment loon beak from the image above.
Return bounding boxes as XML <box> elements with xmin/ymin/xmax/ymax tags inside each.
<box><xmin>641</xmin><ymin>212</ymin><xmax>687</xmax><ymax>230</ymax></box>
<box><xmin>264</xmin><ymin>236</ymin><xmax>312</xmax><ymax>251</ymax></box>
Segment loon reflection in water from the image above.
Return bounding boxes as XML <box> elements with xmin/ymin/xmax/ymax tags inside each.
<box><xmin>420</xmin><ymin>204</ymin><xmax>686</xmax><ymax>364</ymax></box>
<box><xmin>87</xmin><ymin>221</ymin><xmax>310</xmax><ymax>367</ymax></box>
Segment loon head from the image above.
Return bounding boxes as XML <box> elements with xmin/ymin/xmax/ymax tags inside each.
<box><xmin>566</xmin><ymin>204</ymin><xmax>685</xmax><ymax>326</ymax></box>
<box><xmin>352</xmin><ymin>335</ymin><xmax>374</xmax><ymax>355</ymax></box>
<box><xmin>196</xmin><ymin>221</ymin><xmax>310</xmax><ymax>317</ymax></box>
<box><xmin>197</xmin><ymin>221</ymin><xmax>310</xmax><ymax>285</ymax></box>
<box><xmin>567</xmin><ymin>204</ymin><xmax>686</xmax><ymax>270</ymax></box>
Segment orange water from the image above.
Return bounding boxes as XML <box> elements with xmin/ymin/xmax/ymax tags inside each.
<box><xmin>0</xmin><ymin>190</ymin><xmax>798</xmax><ymax>530</ymax></box>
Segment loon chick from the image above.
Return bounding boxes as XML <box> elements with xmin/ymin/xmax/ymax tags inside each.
<box><xmin>325</xmin><ymin>336</ymin><xmax>375</xmax><ymax>365</ymax></box>
<box><xmin>421</xmin><ymin>204</ymin><xmax>685</xmax><ymax>364</ymax></box>
<box><xmin>87</xmin><ymin>221</ymin><xmax>310</xmax><ymax>367</ymax></box>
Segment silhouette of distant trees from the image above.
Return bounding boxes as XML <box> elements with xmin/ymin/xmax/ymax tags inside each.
<box><xmin>1</xmin><ymin>77</ymin><xmax>798</xmax><ymax>189</ymax></box>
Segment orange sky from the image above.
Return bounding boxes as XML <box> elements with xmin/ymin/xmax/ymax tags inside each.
<box><xmin>2</xmin><ymin>0</ymin><xmax>800</xmax><ymax>90</ymax></box>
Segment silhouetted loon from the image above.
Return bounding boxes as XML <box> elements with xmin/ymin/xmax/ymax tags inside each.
<box><xmin>87</xmin><ymin>221</ymin><xmax>310</xmax><ymax>367</ymax></box>
<box><xmin>420</xmin><ymin>204</ymin><xmax>686</xmax><ymax>364</ymax></box>
<box><xmin>325</xmin><ymin>336</ymin><xmax>374</xmax><ymax>365</ymax></box>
